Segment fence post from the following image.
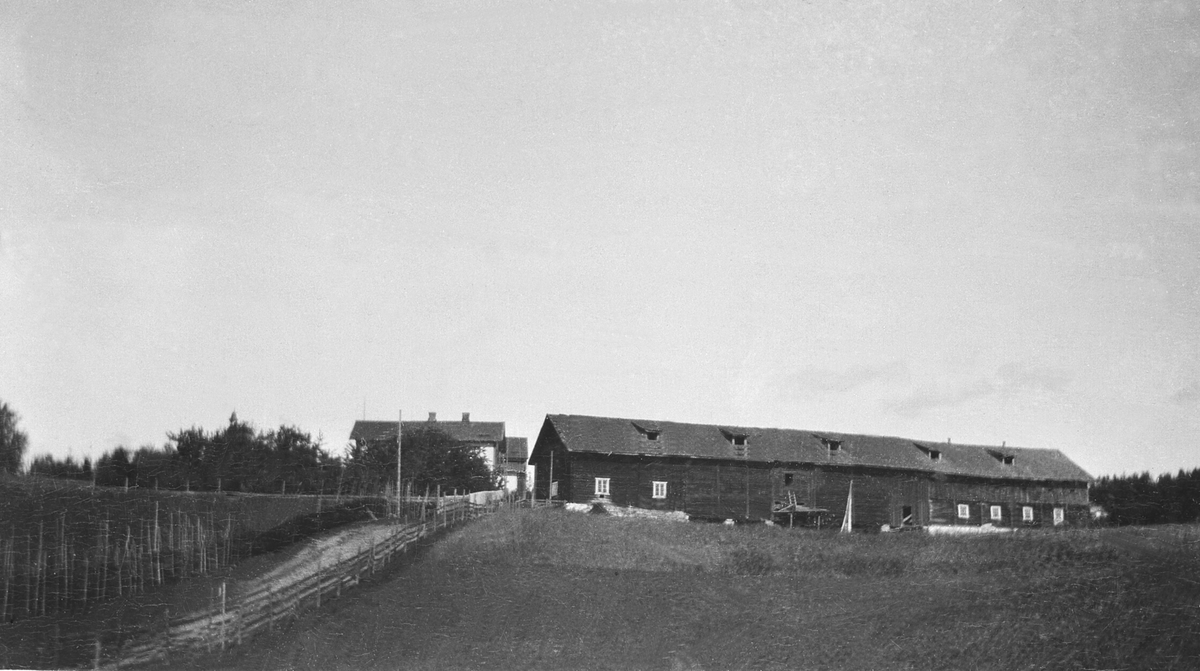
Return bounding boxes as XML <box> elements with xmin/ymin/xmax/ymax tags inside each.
<box><xmin>220</xmin><ymin>581</ymin><xmax>227</xmax><ymax>650</ymax></box>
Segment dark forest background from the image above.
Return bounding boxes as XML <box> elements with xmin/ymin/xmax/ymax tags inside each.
<box><xmin>1090</xmin><ymin>469</ymin><xmax>1200</xmax><ymax>526</ymax></box>
<box><xmin>23</xmin><ymin>416</ymin><xmax>498</xmax><ymax>496</ymax></box>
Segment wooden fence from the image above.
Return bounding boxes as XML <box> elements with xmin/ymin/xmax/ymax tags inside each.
<box><xmin>99</xmin><ymin>496</ymin><xmax>503</xmax><ymax>669</ymax></box>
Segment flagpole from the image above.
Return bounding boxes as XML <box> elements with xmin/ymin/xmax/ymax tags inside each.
<box><xmin>396</xmin><ymin>409</ymin><xmax>402</xmax><ymax>507</ymax></box>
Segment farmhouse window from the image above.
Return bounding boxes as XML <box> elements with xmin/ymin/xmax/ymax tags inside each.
<box><xmin>1053</xmin><ymin>507</ymin><xmax>1064</xmax><ymax>525</ymax></box>
<box><xmin>928</xmin><ymin>449</ymin><xmax>941</xmax><ymax>462</ymax></box>
<box><xmin>646</xmin><ymin>431</ymin><xmax>660</xmax><ymax>441</ymax></box>
<box><xmin>784</xmin><ymin>472</ymin><xmax>794</xmax><ymax>486</ymax></box>
<box><xmin>652</xmin><ymin>481</ymin><xmax>667</xmax><ymax>499</ymax></box>
<box><xmin>595</xmin><ymin>478</ymin><xmax>610</xmax><ymax>497</ymax></box>
<box><xmin>957</xmin><ymin>504</ymin><xmax>970</xmax><ymax>519</ymax></box>
<box><xmin>990</xmin><ymin>506</ymin><xmax>1002</xmax><ymax>522</ymax></box>
<box><xmin>1022</xmin><ymin>506</ymin><xmax>1034</xmax><ymax>522</ymax></box>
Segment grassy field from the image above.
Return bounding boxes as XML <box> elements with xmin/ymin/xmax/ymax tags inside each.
<box><xmin>172</xmin><ymin>507</ymin><xmax>1200</xmax><ymax>671</ymax></box>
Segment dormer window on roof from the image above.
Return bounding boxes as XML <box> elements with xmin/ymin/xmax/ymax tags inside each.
<box><xmin>632</xmin><ymin>421</ymin><xmax>662</xmax><ymax>441</ymax></box>
<box><xmin>816</xmin><ymin>435</ymin><xmax>843</xmax><ymax>452</ymax></box>
<box><xmin>987</xmin><ymin>449</ymin><xmax>1015</xmax><ymax>465</ymax></box>
<box><xmin>719</xmin><ymin>429</ymin><xmax>750</xmax><ymax>457</ymax></box>
<box><xmin>913</xmin><ymin>443</ymin><xmax>941</xmax><ymax>462</ymax></box>
<box><xmin>631</xmin><ymin>421</ymin><xmax>664</xmax><ymax>453</ymax></box>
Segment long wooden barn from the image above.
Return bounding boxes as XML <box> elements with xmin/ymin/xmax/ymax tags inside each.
<box><xmin>529</xmin><ymin>414</ymin><xmax>1093</xmax><ymax>529</ymax></box>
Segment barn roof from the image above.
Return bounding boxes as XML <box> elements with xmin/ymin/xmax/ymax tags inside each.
<box><xmin>540</xmin><ymin>414</ymin><xmax>1092</xmax><ymax>483</ymax></box>
<box><xmin>350</xmin><ymin>419</ymin><xmax>505</xmax><ymax>444</ymax></box>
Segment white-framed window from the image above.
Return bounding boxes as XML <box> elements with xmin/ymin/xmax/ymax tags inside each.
<box><xmin>957</xmin><ymin>504</ymin><xmax>970</xmax><ymax>519</ymax></box>
<box><xmin>594</xmin><ymin>477</ymin><xmax>610</xmax><ymax>497</ymax></box>
<box><xmin>1053</xmin><ymin>507</ymin><xmax>1064</xmax><ymax>526</ymax></box>
<box><xmin>990</xmin><ymin>505</ymin><xmax>1002</xmax><ymax>522</ymax></box>
<box><xmin>652</xmin><ymin>481</ymin><xmax>667</xmax><ymax>499</ymax></box>
<box><xmin>1022</xmin><ymin>506</ymin><xmax>1034</xmax><ymax>522</ymax></box>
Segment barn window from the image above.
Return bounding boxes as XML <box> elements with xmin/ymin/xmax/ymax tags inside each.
<box><xmin>784</xmin><ymin>472</ymin><xmax>794</xmax><ymax>486</ymax></box>
<box><xmin>652</xmin><ymin>481</ymin><xmax>667</xmax><ymax>499</ymax></box>
<box><xmin>987</xmin><ymin>449</ymin><xmax>1015</xmax><ymax>465</ymax></box>
<box><xmin>1053</xmin><ymin>507</ymin><xmax>1064</xmax><ymax>525</ymax></box>
<box><xmin>990</xmin><ymin>506</ymin><xmax>1002</xmax><ymax>522</ymax></box>
<box><xmin>928</xmin><ymin>450</ymin><xmax>941</xmax><ymax>462</ymax></box>
<box><xmin>1022</xmin><ymin>506</ymin><xmax>1034</xmax><ymax>522</ymax></box>
<box><xmin>594</xmin><ymin>478</ymin><xmax>610</xmax><ymax>497</ymax></box>
<box><xmin>632</xmin><ymin>422</ymin><xmax>662</xmax><ymax>442</ymax></box>
<box><xmin>721</xmin><ymin>429</ymin><xmax>751</xmax><ymax>457</ymax></box>
<box><xmin>957</xmin><ymin>504</ymin><xmax>970</xmax><ymax>519</ymax></box>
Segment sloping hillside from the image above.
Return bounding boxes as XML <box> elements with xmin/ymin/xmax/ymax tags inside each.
<box><xmin>179</xmin><ymin>508</ymin><xmax>1200</xmax><ymax>671</ymax></box>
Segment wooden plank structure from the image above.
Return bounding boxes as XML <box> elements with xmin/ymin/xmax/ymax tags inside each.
<box><xmin>529</xmin><ymin>414</ymin><xmax>1092</xmax><ymax>529</ymax></box>
<box><xmin>93</xmin><ymin>495</ymin><xmax>507</xmax><ymax>670</ymax></box>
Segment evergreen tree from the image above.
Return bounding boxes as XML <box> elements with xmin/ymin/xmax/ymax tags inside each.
<box><xmin>0</xmin><ymin>401</ymin><xmax>29</xmax><ymax>474</ymax></box>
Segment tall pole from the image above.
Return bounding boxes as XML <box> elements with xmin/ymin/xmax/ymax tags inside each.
<box><xmin>403</xmin><ymin>410</ymin><xmax>408</xmax><ymax>504</ymax></box>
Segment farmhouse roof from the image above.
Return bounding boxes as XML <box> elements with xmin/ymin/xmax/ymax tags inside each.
<box><xmin>350</xmin><ymin>418</ymin><xmax>505</xmax><ymax>445</ymax></box>
<box><xmin>539</xmin><ymin>414</ymin><xmax>1092</xmax><ymax>484</ymax></box>
<box><xmin>504</xmin><ymin>437</ymin><xmax>529</xmax><ymax>463</ymax></box>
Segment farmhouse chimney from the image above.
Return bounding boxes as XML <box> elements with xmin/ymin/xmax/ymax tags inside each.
<box><xmin>428</xmin><ymin>412</ymin><xmax>437</xmax><ymax>422</ymax></box>
<box><xmin>462</xmin><ymin>412</ymin><xmax>470</xmax><ymax>422</ymax></box>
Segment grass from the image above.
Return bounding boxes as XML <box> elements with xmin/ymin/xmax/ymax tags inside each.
<box><xmin>175</xmin><ymin>508</ymin><xmax>1200</xmax><ymax>670</ymax></box>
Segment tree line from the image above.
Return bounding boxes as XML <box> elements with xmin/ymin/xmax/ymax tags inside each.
<box><xmin>1090</xmin><ymin>469</ymin><xmax>1200</xmax><ymax>526</ymax></box>
<box><xmin>16</xmin><ymin>411</ymin><xmax>497</xmax><ymax>496</ymax></box>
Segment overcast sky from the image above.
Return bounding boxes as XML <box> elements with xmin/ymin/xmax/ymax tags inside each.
<box><xmin>2</xmin><ymin>1</ymin><xmax>1198</xmax><ymax>478</ymax></box>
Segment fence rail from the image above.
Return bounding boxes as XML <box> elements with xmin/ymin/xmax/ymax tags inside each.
<box><xmin>100</xmin><ymin>495</ymin><xmax>503</xmax><ymax>669</ymax></box>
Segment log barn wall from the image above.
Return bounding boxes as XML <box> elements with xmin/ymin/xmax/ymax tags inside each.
<box><xmin>530</xmin><ymin>415</ymin><xmax>1094</xmax><ymax>529</ymax></box>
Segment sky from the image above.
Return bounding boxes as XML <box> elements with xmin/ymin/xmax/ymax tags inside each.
<box><xmin>2</xmin><ymin>0</ymin><xmax>1198</xmax><ymax>479</ymax></box>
